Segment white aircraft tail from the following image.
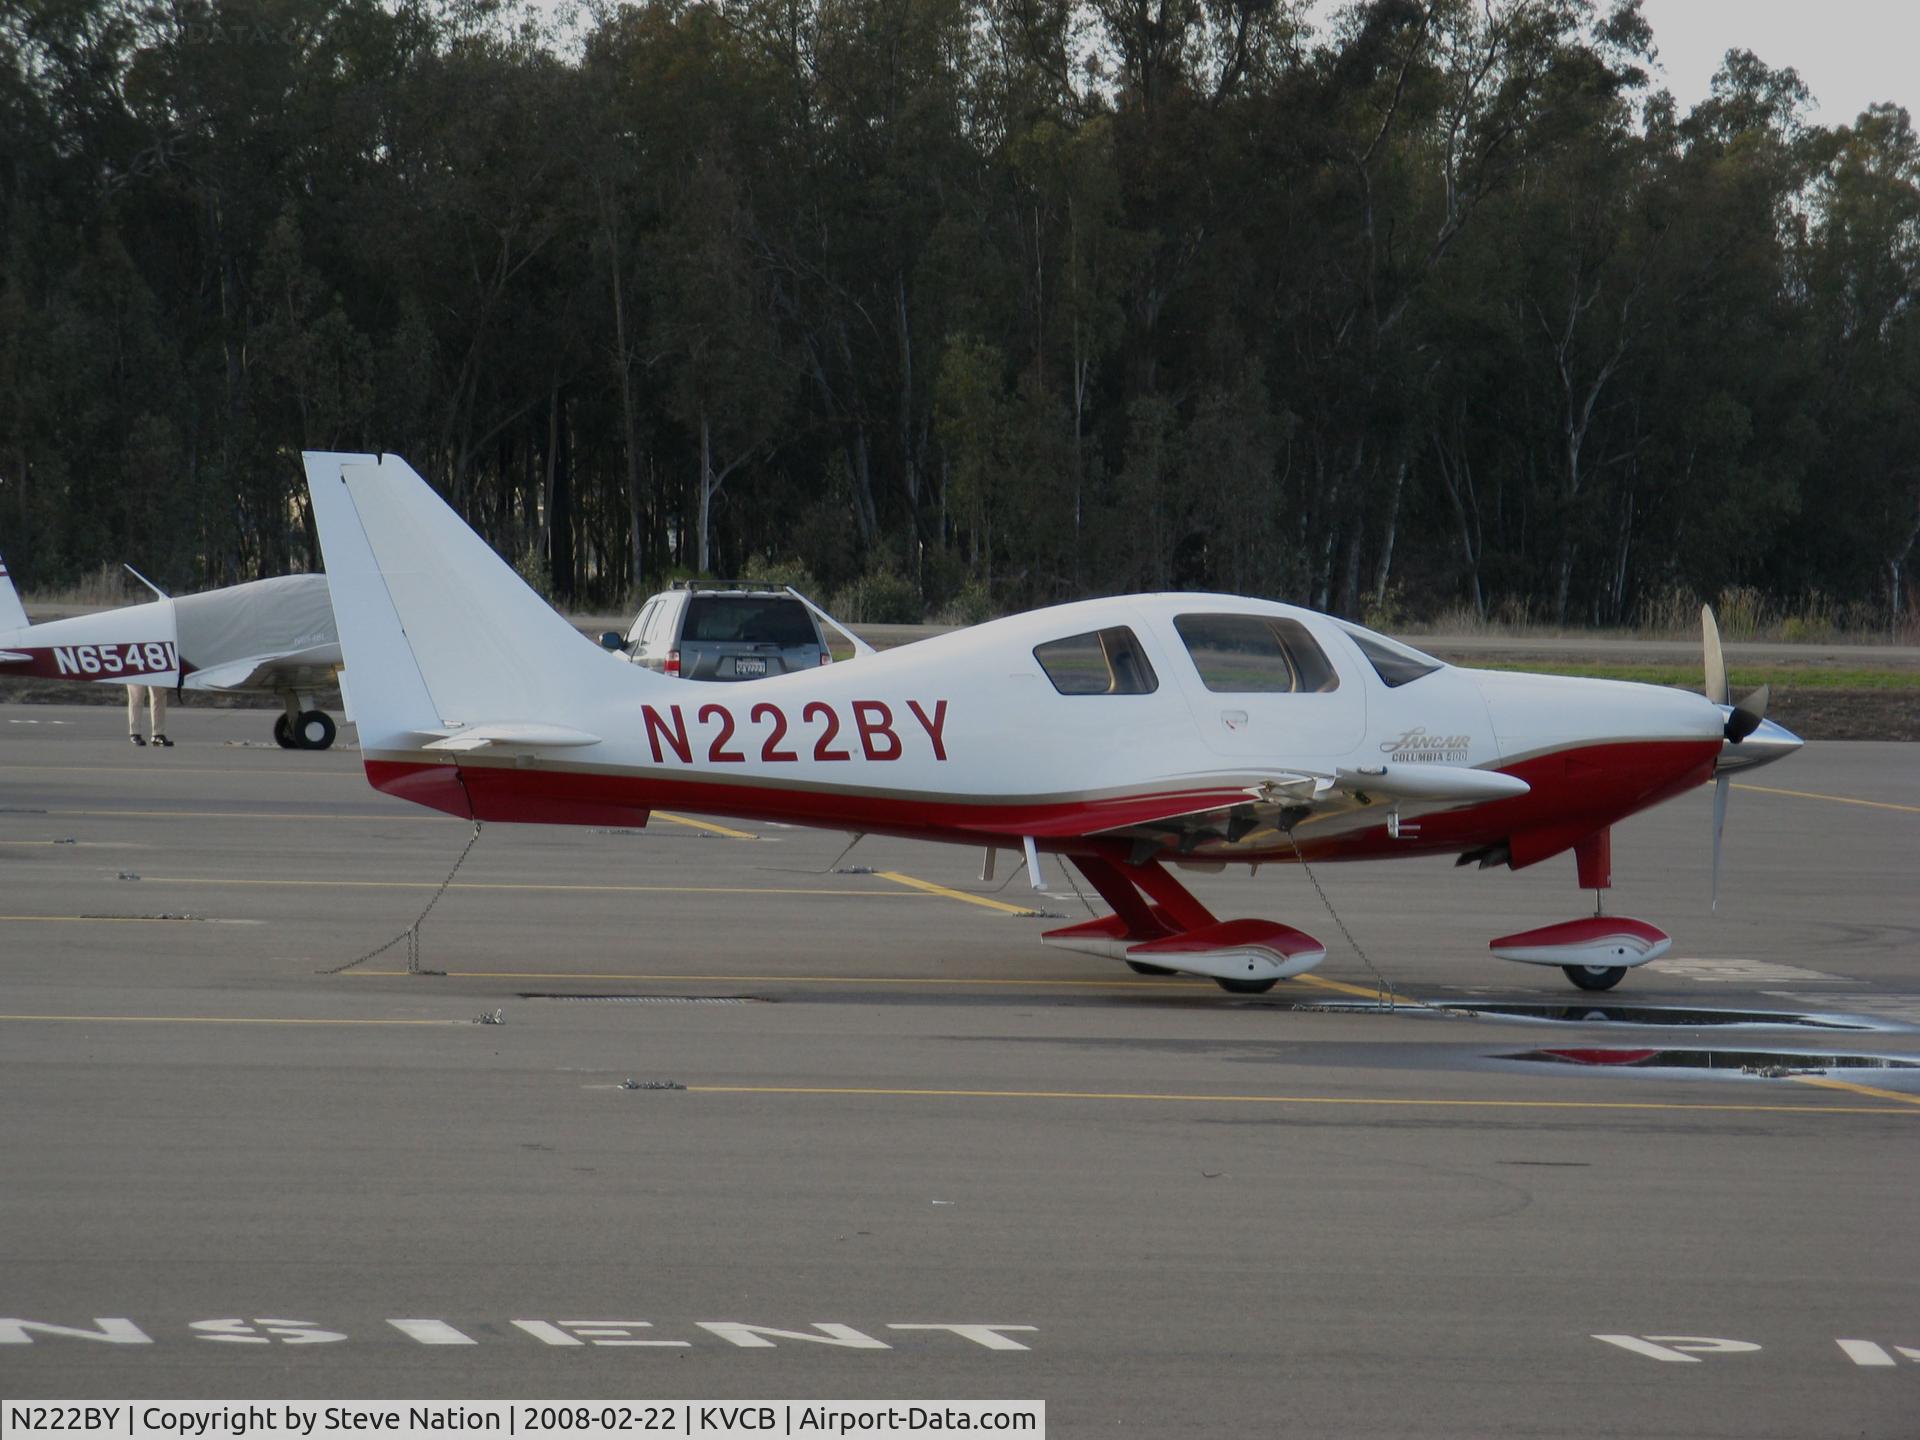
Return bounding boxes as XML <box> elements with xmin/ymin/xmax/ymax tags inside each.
<box><xmin>0</xmin><ymin>552</ymin><xmax>30</xmax><ymax>633</ymax></box>
<box><xmin>302</xmin><ymin>452</ymin><xmax>644</xmax><ymax>751</ymax></box>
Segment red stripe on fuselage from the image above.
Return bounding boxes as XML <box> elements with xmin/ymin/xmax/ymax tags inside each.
<box><xmin>365</xmin><ymin>738</ymin><xmax>1720</xmax><ymax>866</ymax></box>
<box><xmin>363</xmin><ymin>758</ymin><xmax>1251</xmax><ymax>841</ymax></box>
<box><xmin>0</xmin><ymin>644</ymin><xmax>188</xmax><ymax>683</ymax></box>
<box><xmin>1300</xmin><ymin>739</ymin><xmax>1719</xmax><ymax>867</ymax></box>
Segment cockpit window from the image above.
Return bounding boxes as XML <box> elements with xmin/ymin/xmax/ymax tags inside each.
<box><xmin>1032</xmin><ymin>626</ymin><xmax>1159</xmax><ymax>695</ymax></box>
<box><xmin>1174</xmin><ymin>613</ymin><xmax>1339</xmax><ymax>694</ymax></box>
<box><xmin>1339</xmin><ymin>624</ymin><xmax>1443</xmax><ymax>688</ymax></box>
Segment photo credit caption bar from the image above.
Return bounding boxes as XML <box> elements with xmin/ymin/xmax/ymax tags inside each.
<box><xmin>0</xmin><ymin>1404</ymin><xmax>1045</xmax><ymax>1440</ymax></box>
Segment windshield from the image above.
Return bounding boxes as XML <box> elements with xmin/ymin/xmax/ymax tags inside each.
<box><xmin>1339</xmin><ymin>624</ymin><xmax>1443</xmax><ymax>687</ymax></box>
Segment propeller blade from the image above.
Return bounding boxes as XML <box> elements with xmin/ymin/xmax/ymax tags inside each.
<box><xmin>1701</xmin><ymin>604</ymin><xmax>1729</xmax><ymax>706</ymax></box>
<box><xmin>1725</xmin><ymin>683</ymin><xmax>1771</xmax><ymax>744</ymax></box>
<box><xmin>1711</xmin><ymin>773</ymin><xmax>1729</xmax><ymax>913</ymax></box>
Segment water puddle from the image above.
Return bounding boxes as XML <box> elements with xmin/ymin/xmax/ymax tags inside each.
<box><xmin>1500</xmin><ymin>1047</ymin><xmax>1920</xmax><ymax>1075</ymax></box>
<box><xmin>1438</xmin><ymin>1002</ymin><xmax>1884</xmax><ymax>1031</ymax></box>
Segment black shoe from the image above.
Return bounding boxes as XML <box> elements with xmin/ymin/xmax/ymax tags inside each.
<box><xmin>129</xmin><ymin>734</ymin><xmax>146</xmax><ymax>746</ymax></box>
<box><xmin>150</xmin><ymin>734</ymin><xmax>173</xmax><ymax>748</ymax></box>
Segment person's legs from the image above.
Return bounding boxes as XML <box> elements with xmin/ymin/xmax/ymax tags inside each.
<box><xmin>149</xmin><ymin>688</ymin><xmax>171</xmax><ymax>746</ymax></box>
<box><xmin>126</xmin><ymin>686</ymin><xmax>145</xmax><ymax>745</ymax></box>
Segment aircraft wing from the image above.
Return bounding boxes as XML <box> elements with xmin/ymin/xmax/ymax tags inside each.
<box><xmin>180</xmin><ymin>644</ymin><xmax>344</xmax><ymax>695</ymax></box>
<box><xmin>1065</xmin><ymin>764</ymin><xmax>1529</xmax><ymax>858</ymax></box>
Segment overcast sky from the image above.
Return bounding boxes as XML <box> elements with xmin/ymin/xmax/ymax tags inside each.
<box><xmin>1635</xmin><ymin>0</ymin><xmax>1916</xmax><ymax>126</ymax></box>
<box><xmin>526</xmin><ymin>1</ymin><xmax>1917</xmax><ymax>130</ymax></box>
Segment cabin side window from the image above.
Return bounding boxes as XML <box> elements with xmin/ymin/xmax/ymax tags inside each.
<box><xmin>1173</xmin><ymin>613</ymin><xmax>1339</xmax><ymax>693</ymax></box>
<box><xmin>1032</xmin><ymin>626</ymin><xmax>1159</xmax><ymax>695</ymax></box>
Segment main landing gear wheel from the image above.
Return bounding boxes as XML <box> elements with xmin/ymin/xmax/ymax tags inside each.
<box><xmin>295</xmin><ymin>710</ymin><xmax>337</xmax><ymax>750</ymax></box>
<box><xmin>1215</xmin><ymin>976</ymin><xmax>1279</xmax><ymax>995</ymax></box>
<box><xmin>276</xmin><ymin>711</ymin><xmax>337</xmax><ymax>750</ymax></box>
<box><xmin>1126</xmin><ymin>960</ymin><xmax>1178</xmax><ymax>976</ymax></box>
<box><xmin>1564</xmin><ymin>964</ymin><xmax>1627</xmax><ymax>992</ymax></box>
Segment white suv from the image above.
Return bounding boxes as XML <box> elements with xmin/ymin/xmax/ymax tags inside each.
<box><xmin>617</xmin><ymin>584</ymin><xmax>831</xmax><ymax>680</ymax></box>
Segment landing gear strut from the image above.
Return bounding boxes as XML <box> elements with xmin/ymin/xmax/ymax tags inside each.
<box><xmin>1043</xmin><ymin>853</ymin><xmax>1327</xmax><ymax>995</ymax></box>
<box><xmin>1488</xmin><ymin>829</ymin><xmax>1669</xmax><ymax>991</ymax></box>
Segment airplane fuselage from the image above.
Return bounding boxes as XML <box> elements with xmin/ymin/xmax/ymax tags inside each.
<box><xmin>359</xmin><ymin>594</ymin><xmax>1726</xmax><ymax>874</ymax></box>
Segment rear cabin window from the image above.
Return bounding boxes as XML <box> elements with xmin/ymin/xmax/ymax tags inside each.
<box><xmin>1174</xmin><ymin>613</ymin><xmax>1339</xmax><ymax>693</ymax></box>
<box><xmin>1032</xmin><ymin>627</ymin><xmax>1159</xmax><ymax>695</ymax></box>
<box><xmin>682</xmin><ymin>596</ymin><xmax>817</xmax><ymax>647</ymax></box>
<box><xmin>1340</xmin><ymin>624</ymin><xmax>1443</xmax><ymax>688</ymax></box>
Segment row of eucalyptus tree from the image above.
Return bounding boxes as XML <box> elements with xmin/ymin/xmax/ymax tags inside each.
<box><xmin>3</xmin><ymin>0</ymin><xmax>1916</xmax><ymax>627</ymax></box>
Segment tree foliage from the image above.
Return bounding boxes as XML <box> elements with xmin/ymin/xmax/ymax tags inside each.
<box><xmin>3</xmin><ymin>0</ymin><xmax>1918</xmax><ymax>630</ymax></box>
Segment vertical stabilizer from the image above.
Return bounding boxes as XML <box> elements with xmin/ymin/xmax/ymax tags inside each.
<box><xmin>303</xmin><ymin>452</ymin><xmax>639</xmax><ymax>753</ymax></box>
<box><xmin>0</xmin><ymin>553</ymin><xmax>30</xmax><ymax>634</ymax></box>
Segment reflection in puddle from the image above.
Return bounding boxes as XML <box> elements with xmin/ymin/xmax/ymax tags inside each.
<box><xmin>1298</xmin><ymin>998</ymin><xmax>1892</xmax><ymax>1030</ymax></box>
<box><xmin>1441</xmin><ymin>1002</ymin><xmax>1879</xmax><ymax>1030</ymax></box>
<box><xmin>1499</xmin><ymin>1047</ymin><xmax>1920</xmax><ymax>1074</ymax></box>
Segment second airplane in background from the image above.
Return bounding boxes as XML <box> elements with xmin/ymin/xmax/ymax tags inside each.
<box><xmin>0</xmin><ymin>555</ymin><xmax>345</xmax><ymax>748</ymax></box>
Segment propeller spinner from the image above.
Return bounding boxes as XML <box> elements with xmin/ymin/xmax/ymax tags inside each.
<box><xmin>1701</xmin><ymin>604</ymin><xmax>1803</xmax><ymax>909</ymax></box>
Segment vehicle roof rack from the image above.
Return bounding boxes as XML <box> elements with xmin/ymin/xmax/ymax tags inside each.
<box><xmin>668</xmin><ymin>580</ymin><xmax>791</xmax><ymax>594</ymax></box>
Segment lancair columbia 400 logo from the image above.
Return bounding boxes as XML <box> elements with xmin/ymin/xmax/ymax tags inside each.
<box><xmin>1379</xmin><ymin>727</ymin><xmax>1471</xmax><ymax>763</ymax></box>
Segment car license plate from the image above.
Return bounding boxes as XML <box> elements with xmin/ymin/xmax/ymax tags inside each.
<box><xmin>734</xmin><ymin>657</ymin><xmax>768</xmax><ymax>676</ymax></box>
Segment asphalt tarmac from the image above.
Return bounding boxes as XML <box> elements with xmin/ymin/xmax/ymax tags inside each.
<box><xmin>2</xmin><ymin>705</ymin><xmax>1916</xmax><ymax>1436</ymax></box>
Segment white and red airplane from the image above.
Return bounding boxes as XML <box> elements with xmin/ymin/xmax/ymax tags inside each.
<box><xmin>303</xmin><ymin>451</ymin><xmax>1802</xmax><ymax>994</ymax></box>
<box><xmin>0</xmin><ymin>555</ymin><xmax>345</xmax><ymax>748</ymax></box>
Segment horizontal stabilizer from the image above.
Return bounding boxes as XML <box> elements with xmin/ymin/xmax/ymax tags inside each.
<box><xmin>421</xmin><ymin>722</ymin><xmax>603</xmax><ymax>752</ymax></box>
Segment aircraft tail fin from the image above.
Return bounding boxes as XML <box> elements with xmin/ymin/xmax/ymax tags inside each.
<box><xmin>302</xmin><ymin>452</ymin><xmax>639</xmax><ymax>753</ymax></box>
<box><xmin>0</xmin><ymin>553</ymin><xmax>30</xmax><ymax>633</ymax></box>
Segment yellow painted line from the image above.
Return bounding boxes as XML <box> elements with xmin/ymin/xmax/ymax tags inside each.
<box><xmin>0</xmin><ymin>764</ymin><xmax>352</xmax><ymax>779</ymax></box>
<box><xmin>0</xmin><ymin>840</ymin><xmax>144</xmax><ymax>848</ymax></box>
<box><xmin>876</xmin><ymin>870</ymin><xmax>1046</xmax><ymax>916</ymax></box>
<box><xmin>651</xmin><ymin>812</ymin><xmax>760</xmax><ymax>840</ymax></box>
<box><xmin>129</xmin><ymin>876</ymin><xmax>915</xmax><ymax>898</ymax></box>
<box><xmin>341</xmin><ymin>968</ymin><xmax>1409</xmax><ymax>995</ymax></box>
<box><xmin>26</xmin><ymin>807</ymin><xmax>761</xmax><ymax>835</ymax></box>
<box><xmin>1792</xmin><ymin>1075</ymin><xmax>1920</xmax><ymax>1108</ymax></box>
<box><xmin>345</xmin><ymin>969</ymin><xmax>1210</xmax><ymax>989</ymax></box>
<box><xmin>1733</xmin><ymin>783</ymin><xmax>1920</xmax><ymax>815</ymax></box>
<box><xmin>0</xmin><ymin>915</ymin><xmax>200</xmax><ymax>924</ymax></box>
<box><xmin>1294</xmin><ymin>973</ymin><xmax>1421</xmax><ymax>1005</ymax></box>
<box><xmin>685</xmin><ymin>1083</ymin><xmax>1916</xmax><ymax>1116</ymax></box>
<box><xmin>47</xmin><ymin>808</ymin><xmax>444</xmax><ymax>823</ymax></box>
<box><xmin>0</xmin><ymin>1014</ymin><xmax>461</xmax><ymax>1027</ymax></box>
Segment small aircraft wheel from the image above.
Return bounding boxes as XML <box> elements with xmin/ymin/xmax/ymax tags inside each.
<box><xmin>273</xmin><ymin>714</ymin><xmax>297</xmax><ymax>749</ymax></box>
<box><xmin>1126</xmin><ymin>960</ymin><xmax>1178</xmax><ymax>976</ymax></box>
<box><xmin>295</xmin><ymin>710</ymin><xmax>337</xmax><ymax>750</ymax></box>
<box><xmin>1563</xmin><ymin>964</ymin><xmax>1627</xmax><ymax>992</ymax></box>
<box><xmin>1215</xmin><ymin>976</ymin><xmax>1280</xmax><ymax>995</ymax></box>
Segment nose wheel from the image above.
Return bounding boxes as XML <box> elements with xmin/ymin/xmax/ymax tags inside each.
<box><xmin>1563</xmin><ymin>964</ymin><xmax>1627</xmax><ymax>992</ymax></box>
